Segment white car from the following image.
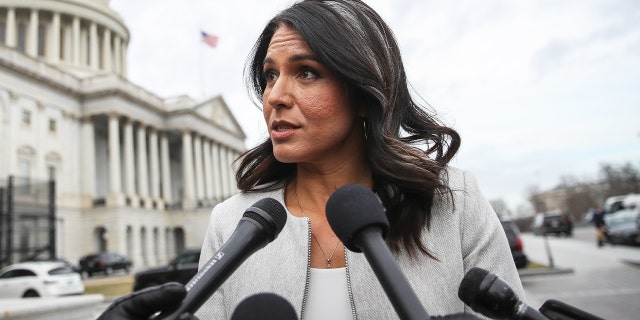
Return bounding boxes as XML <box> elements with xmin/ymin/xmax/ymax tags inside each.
<box><xmin>0</xmin><ymin>261</ymin><xmax>85</xmax><ymax>298</ymax></box>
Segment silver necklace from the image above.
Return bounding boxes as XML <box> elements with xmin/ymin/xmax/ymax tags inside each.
<box><xmin>294</xmin><ymin>184</ymin><xmax>341</xmax><ymax>268</ymax></box>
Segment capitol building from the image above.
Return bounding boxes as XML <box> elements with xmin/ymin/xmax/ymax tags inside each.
<box><xmin>0</xmin><ymin>0</ymin><xmax>246</xmax><ymax>268</ymax></box>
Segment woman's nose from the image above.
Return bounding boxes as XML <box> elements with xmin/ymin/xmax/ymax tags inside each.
<box><xmin>265</xmin><ymin>77</ymin><xmax>293</xmax><ymax>109</ymax></box>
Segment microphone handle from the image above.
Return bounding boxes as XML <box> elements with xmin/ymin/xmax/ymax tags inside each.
<box><xmin>156</xmin><ymin>219</ymin><xmax>270</xmax><ymax>319</ymax></box>
<box><xmin>356</xmin><ymin>227</ymin><xmax>431</xmax><ymax>320</ymax></box>
<box><xmin>515</xmin><ymin>301</ymin><xmax>549</xmax><ymax>320</ymax></box>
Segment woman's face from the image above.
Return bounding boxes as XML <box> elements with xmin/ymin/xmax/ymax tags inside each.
<box><xmin>262</xmin><ymin>24</ymin><xmax>364</xmax><ymax>165</ymax></box>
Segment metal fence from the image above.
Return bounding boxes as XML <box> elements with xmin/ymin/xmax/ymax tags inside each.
<box><xmin>0</xmin><ymin>176</ymin><xmax>56</xmax><ymax>268</ymax></box>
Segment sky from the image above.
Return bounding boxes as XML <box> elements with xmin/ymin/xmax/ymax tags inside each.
<box><xmin>109</xmin><ymin>0</ymin><xmax>640</xmax><ymax>214</ymax></box>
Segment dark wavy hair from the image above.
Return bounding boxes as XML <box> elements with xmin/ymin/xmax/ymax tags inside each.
<box><xmin>237</xmin><ymin>0</ymin><xmax>461</xmax><ymax>258</ymax></box>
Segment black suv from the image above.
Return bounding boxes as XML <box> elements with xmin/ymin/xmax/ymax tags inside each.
<box><xmin>133</xmin><ymin>249</ymin><xmax>201</xmax><ymax>291</ymax></box>
<box><xmin>79</xmin><ymin>252</ymin><xmax>132</xmax><ymax>277</ymax></box>
<box><xmin>532</xmin><ymin>213</ymin><xmax>573</xmax><ymax>236</ymax></box>
<box><xmin>500</xmin><ymin>220</ymin><xmax>528</xmax><ymax>269</ymax></box>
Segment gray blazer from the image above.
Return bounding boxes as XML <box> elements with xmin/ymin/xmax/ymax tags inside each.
<box><xmin>195</xmin><ymin>167</ymin><xmax>524</xmax><ymax>319</ymax></box>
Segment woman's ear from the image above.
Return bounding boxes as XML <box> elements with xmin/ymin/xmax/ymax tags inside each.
<box><xmin>357</xmin><ymin>104</ymin><xmax>367</xmax><ymax>118</ymax></box>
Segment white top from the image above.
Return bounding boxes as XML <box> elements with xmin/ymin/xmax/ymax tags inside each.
<box><xmin>304</xmin><ymin>267</ymin><xmax>352</xmax><ymax>320</ymax></box>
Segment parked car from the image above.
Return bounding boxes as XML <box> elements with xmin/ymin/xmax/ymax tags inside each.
<box><xmin>500</xmin><ymin>220</ymin><xmax>528</xmax><ymax>269</ymax></box>
<box><xmin>133</xmin><ymin>249</ymin><xmax>201</xmax><ymax>291</ymax></box>
<box><xmin>604</xmin><ymin>208</ymin><xmax>640</xmax><ymax>246</ymax></box>
<box><xmin>531</xmin><ymin>213</ymin><xmax>573</xmax><ymax>237</ymax></box>
<box><xmin>21</xmin><ymin>256</ymin><xmax>81</xmax><ymax>274</ymax></box>
<box><xmin>0</xmin><ymin>261</ymin><xmax>84</xmax><ymax>298</ymax></box>
<box><xmin>79</xmin><ymin>252</ymin><xmax>133</xmax><ymax>277</ymax></box>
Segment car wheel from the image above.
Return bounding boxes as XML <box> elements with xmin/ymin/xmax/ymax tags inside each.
<box><xmin>23</xmin><ymin>290</ymin><xmax>40</xmax><ymax>298</ymax></box>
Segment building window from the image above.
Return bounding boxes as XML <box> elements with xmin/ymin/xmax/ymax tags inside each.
<box><xmin>17</xmin><ymin>146</ymin><xmax>36</xmax><ymax>193</ymax></box>
<box><xmin>18</xmin><ymin>159</ymin><xmax>31</xmax><ymax>193</ymax></box>
<box><xmin>18</xmin><ymin>159</ymin><xmax>31</xmax><ymax>179</ymax></box>
<box><xmin>48</xmin><ymin>165</ymin><xmax>56</xmax><ymax>181</ymax></box>
<box><xmin>45</xmin><ymin>152</ymin><xmax>61</xmax><ymax>182</ymax></box>
<box><xmin>49</xmin><ymin>118</ymin><xmax>56</xmax><ymax>133</ymax></box>
<box><xmin>22</xmin><ymin>110</ymin><xmax>31</xmax><ymax>126</ymax></box>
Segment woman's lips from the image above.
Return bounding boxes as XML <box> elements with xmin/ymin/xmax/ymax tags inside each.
<box><xmin>270</xmin><ymin>121</ymin><xmax>298</xmax><ymax>140</ymax></box>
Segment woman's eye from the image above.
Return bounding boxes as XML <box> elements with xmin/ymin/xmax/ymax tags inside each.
<box><xmin>264</xmin><ymin>70</ymin><xmax>277</xmax><ymax>82</ymax></box>
<box><xmin>300</xmin><ymin>68</ymin><xmax>318</xmax><ymax>80</ymax></box>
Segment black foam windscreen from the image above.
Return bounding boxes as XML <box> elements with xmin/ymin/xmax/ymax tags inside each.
<box><xmin>458</xmin><ymin>267</ymin><xmax>490</xmax><ymax>309</ymax></box>
<box><xmin>230</xmin><ymin>292</ymin><xmax>298</xmax><ymax>320</ymax></box>
<box><xmin>325</xmin><ymin>184</ymin><xmax>389</xmax><ymax>252</ymax></box>
<box><xmin>243</xmin><ymin>197</ymin><xmax>287</xmax><ymax>241</ymax></box>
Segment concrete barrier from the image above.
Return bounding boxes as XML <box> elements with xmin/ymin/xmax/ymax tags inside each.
<box><xmin>0</xmin><ymin>294</ymin><xmax>104</xmax><ymax>320</ymax></box>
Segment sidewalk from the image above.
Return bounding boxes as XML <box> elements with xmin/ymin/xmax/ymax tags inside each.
<box><xmin>518</xmin><ymin>266</ymin><xmax>574</xmax><ymax>277</ymax></box>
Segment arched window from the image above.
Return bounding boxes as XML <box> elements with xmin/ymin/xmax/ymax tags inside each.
<box><xmin>93</xmin><ymin>227</ymin><xmax>107</xmax><ymax>252</ymax></box>
<box><xmin>126</xmin><ymin>226</ymin><xmax>133</xmax><ymax>258</ymax></box>
<box><xmin>140</xmin><ymin>226</ymin><xmax>148</xmax><ymax>266</ymax></box>
<box><xmin>17</xmin><ymin>145</ymin><xmax>36</xmax><ymax>191</ymax></box>
<box><xmin>174</xmin><ymin>228</ymin><xmax>185</xmax><ymax>255</ymax></box>
<box><xmin>45</xmin><ymin>152</ymin><xmax>61</xmax><ymax>182</ymax></box>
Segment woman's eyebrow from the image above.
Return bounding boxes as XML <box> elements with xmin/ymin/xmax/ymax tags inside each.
<box><xmin>263</xmin><ymin>53</ymin><xmax>319</xmax><ymax>65</ymax></box>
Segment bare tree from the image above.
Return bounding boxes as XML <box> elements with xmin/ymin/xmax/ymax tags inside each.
<box><xmin>526</xmin><ymin>185</ymin><xmax>547</xmax><ymax>213</ymax></box>
<box><xmin>599</xmin><ymin>162</ymin><xmax>640</xmax><ymax>197</ymax></box>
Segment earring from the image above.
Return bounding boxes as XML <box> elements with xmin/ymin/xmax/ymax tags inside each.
<box><xmin>363</xmin><ymin>120</ymin><xmax>368</xmax><ymax>140</ymax></box>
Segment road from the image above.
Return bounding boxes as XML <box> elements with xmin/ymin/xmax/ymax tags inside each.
<box><xmin>521</xmin><ymin>226</ymin><xmax>640</xmax><ymax>320</ymax></box>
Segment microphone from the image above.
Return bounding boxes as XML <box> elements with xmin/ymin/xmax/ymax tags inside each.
<box><xmin>539</xmin><ymin>299</ymin><xmax>605</xmax><ymax>320</ymax></box>
<box><xmin>156</xmin><ymin>198</ymin><xmax>288</xmax><ymax>319</ymax></box>
<box><xmin>458</xmin><ymin>267</ymin><xmax>548</xmax><ymax>320</ymax></box>
<box><xmin>230</xmin><ymin>293</ymin><xmax>298</xmax><ymax>320</ymax></box>
<box><xmin>325</xmin><ymin>184</ymin><xmax>431</xmax><ymax>320</ymax></box>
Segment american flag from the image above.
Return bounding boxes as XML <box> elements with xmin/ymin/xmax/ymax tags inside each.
<box><xmin>201</xmin><ymin>31</ymin><xmax>219</xmax><ymax>48</ymax></box>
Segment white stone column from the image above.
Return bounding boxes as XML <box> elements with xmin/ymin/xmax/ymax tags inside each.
<box><xmin>81</xmin><ymin>117</ymin><xmax>96</xmax><ymax>207</ymax></box>
<box><xmin>107</xmin><ymin>114</ymin><xmax>124</xmax><ymax>206</ymax></box>
<box><xmin>72</xmin><ymin>16</ymin><xmax>81</xmax><ymax>65</ymax></box>
<box><xmin>123</xmin><ymin>119</ymin><xmax>138</xmax><ymax>207</ymax></box>
<box><xmin>182</xmin><ymin>131</ymin><xmax>196</xmax><ymax>209</ymax></box>
<box><xmin>26</xmin><ymin>9</ymin><xmax>38</xmax><ymax>57</ymax></box>
<box><xmin>211</xmin><ymin>142</ymin><xmax>223</xmax><ymax>201</ymax></box>
<box><xmin>149</xmin><ymin>128</ymin><xmax>161</xmax><ymax>208</ymax></box>
<box><xmin>203</xmin><ymin>140</ymin><xmax>214</xmax><ymax>202</ymax></box>
<box><xmin>193</xmin><ymin>134</ymin><xmax>205</xmax><ymax>204</ymax></box>
<box><xmin>48</xmin><ymin>12</ymin><xmax>60</xmax><ymax>63</ymax></box>
<box><xmin>160</xmin><ymin>132</ymin><xmax>172</xmax><ymax>205</ymax></box>
<box><xmin>5</xmin><ymin>8</ymin><xmax>16</xmax><ymax>47</ymax></box>
<box><xmin>102</xmin><ymin>28</ymin><xmax>112</xmax><ymax>72</ymax></box>
<box><xmin>137</xmin><ymin>124</ymin><xmax>151</xmax><ymax>208</ymax></box>
<box><xmin>89</xmin><ymin>22</ymin><xmax>99</xmax><ymax>69</ymax></box>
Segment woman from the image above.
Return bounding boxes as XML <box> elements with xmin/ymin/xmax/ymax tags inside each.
<box><xmin>196</xmin><ymin>0</ymin><xmax>523</xmax><ymax>319</ymax></box>
<box><xmin>98</xmin><ymin>1</ymin><xmax>524</xmax><ymax>319</ymax></box>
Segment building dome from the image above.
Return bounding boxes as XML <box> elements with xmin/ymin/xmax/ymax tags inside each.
<box><xmin>0</xmin><ymin>0</ymin><xmax>130</xmax><ymax>77</ymax></box>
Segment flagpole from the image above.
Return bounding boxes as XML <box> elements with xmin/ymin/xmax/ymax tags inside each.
<box><xmin>199</xmin><ymin>39</ymin><xmax>205</xmax><ymax>98</ymax></box>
